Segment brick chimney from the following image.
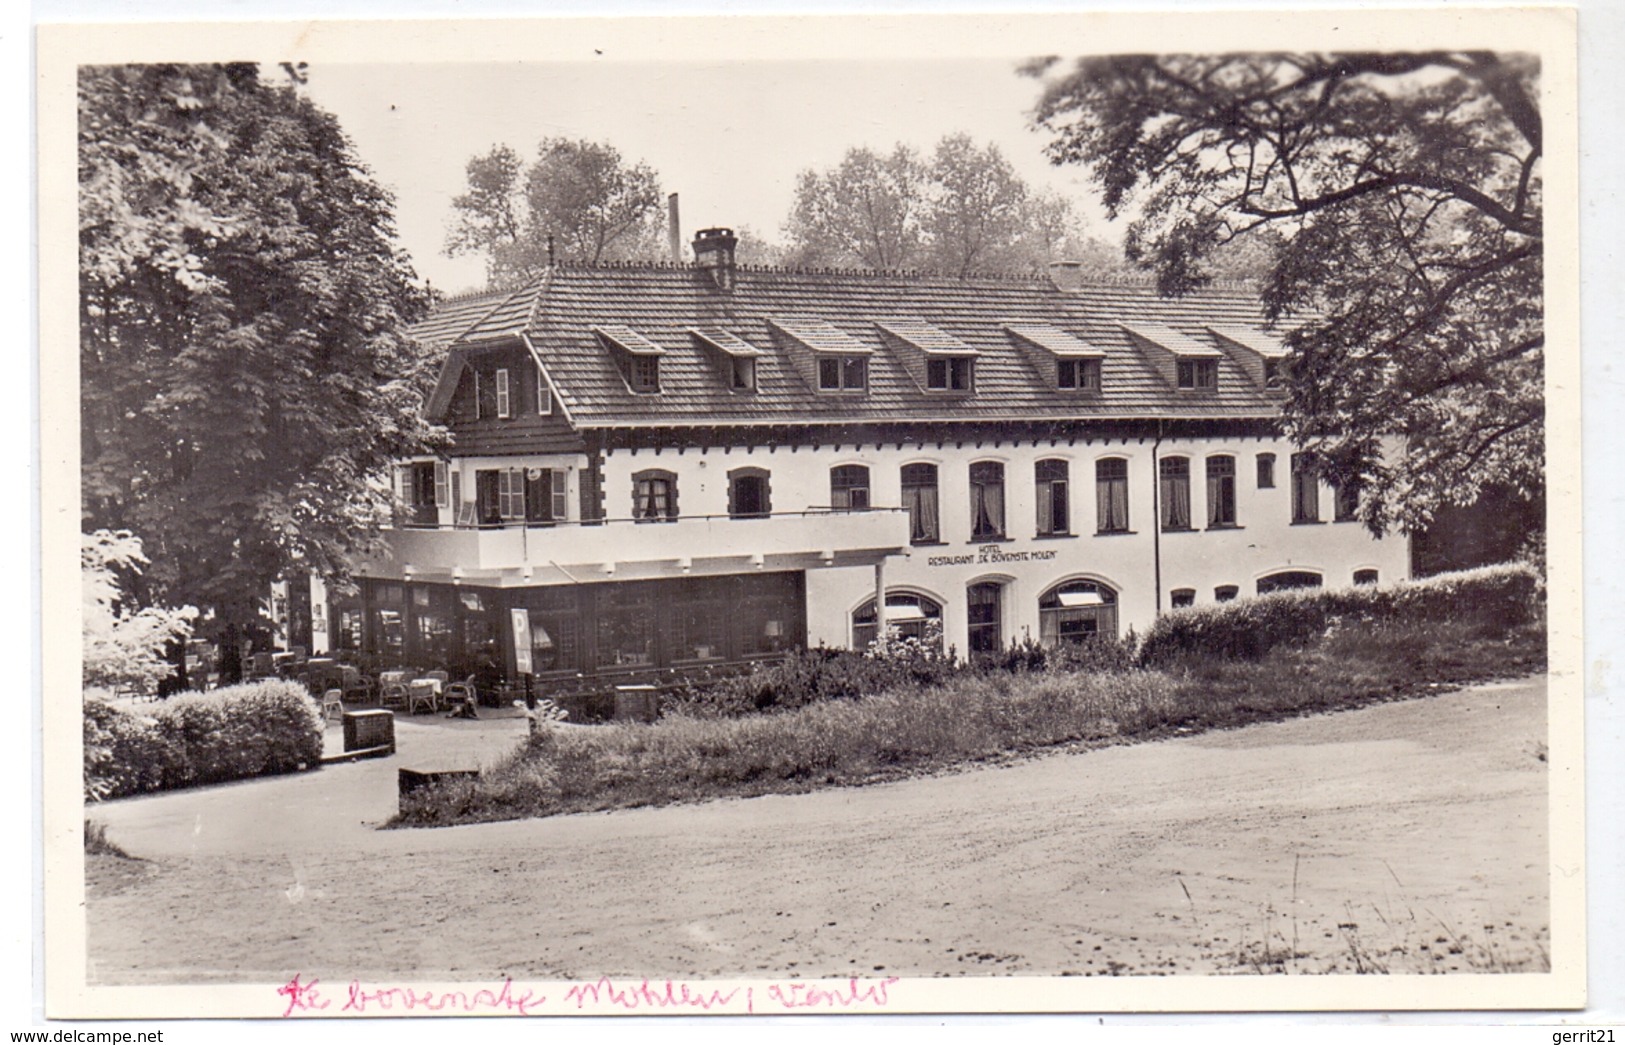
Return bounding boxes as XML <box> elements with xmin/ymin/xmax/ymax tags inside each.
<box><xmin>693</xmin><ymin>227</ymin><xmax>739</xmax><ymax>292</ymax></box>
<box><xmin>1047</xmin><ymin>260</ymin><xmax>1084</xmax><ymax>292</ymax></box>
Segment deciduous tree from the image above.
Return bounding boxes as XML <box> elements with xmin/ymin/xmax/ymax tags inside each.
<box><xmin>446</xmin><ymin>137</ymin><xmax>665</xmax><ymax>283</ymax></box>
<box><xmin>79</xmin><ymin>63</ymin><xmax>433</xmax><ymax>678</ymax></box>
<box><xmin>1027</xmin><ymin>52</ymin><xmax>1543</xmax><ymax>531</ymax></box>
<box><xmin>783</xmin><ymin>145</ymin><xmax>928</xmax><ymax>269</ymax></box>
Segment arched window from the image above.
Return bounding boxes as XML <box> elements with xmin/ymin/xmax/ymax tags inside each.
<box><xmin>851</xmin><ymin>592</ymin><xmax>944</xmax><ymax>650</ymax></box>
<box><xmin>900</xmin><ymin>463</ymin><xmax>940</xmax><ymax>544</ymax></box>
<box><xmin>1095</xmin><ymin>458</ymin><xmax>1129</xmax><ymax>533</ymax></box>
<box><xmin>631</xmin><ymin>469</ymin><xmax>678</xmax><ymax>522</ymax></box>
<box><xmin>1256</xmin><ymin>452</ymin><xmax>1276</xmax><ymax>489</ymax></box>
<box><xmin>1257</xmin><ymin>570</ymin><xmax>1323</xmax><ymax>595</ymax></box>
<box><xmin>1214</xmin><ymin>584</ymin><xmax>1240</xmax><ymax>603</ymax></box>
<box><xmin>728</xmin><ymin>466</ymin><xmax>771</xmax><ymax>519</ymax></box>
<box><xmin>1038</xmin><ymin>579</ymin><xmax>1119</xmax><ymax>646</ymax></box>
<box><xmin>830</xmin><ymin>465</ymin><xmax>871</xmax><ymax>510</ymax></box>
<box><xmin>1291</xmin><ymin>453</ymin><xmax>1320</xmax><ymax>523</ymax></box>
<box><xmin>1170</xmin><ymin>588</ymin><xmax>1196</xmax><ymax>608</ymax></box>
<box><xmin>1353</xmin><ymin>569</ymin><xmax>1379</xmax><ymax>586</ymax></box>
<box><xmin>1035</xmin><ymin>459</ymin><xmax>1070</xmax><ymax>536</ymax></box>
<box><xmin>1160</xmin><ymin>457</ymin><xmax>1192</xmax><ymax>531</ymax></box>
<box><xmin>969</xmin><ymin>461</ymin><xmax>1005</xmax><ymax>541</ymax></box>
<box><xmin>967</xmin><ymin>581</ymin><xmax>1004</xmax><ymax>654</ymax></box>
<box><xmin>1206</xmin><ymin>455</ymin><xmax>1237</xmax><ymax>527</ymax></box>
<box><xmin>1334</xmin><ymin>478</ymin><xmax>1362</xmax><ymax>522</ymax></box>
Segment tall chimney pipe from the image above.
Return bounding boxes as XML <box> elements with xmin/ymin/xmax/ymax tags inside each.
<box><xmin>667</xmin><ymin>193</ymin><xmax>682</xmax><ymax>264</ymax></box>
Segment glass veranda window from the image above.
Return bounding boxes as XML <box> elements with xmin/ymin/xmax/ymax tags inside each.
<box><xmin>1039</xmin><ymin>580</ymin><xmax>1119</xmax><ymax>645</ymax></box>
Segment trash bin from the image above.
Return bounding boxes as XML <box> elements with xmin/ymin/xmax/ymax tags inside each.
<box><xmin>613</xmin><ymin>684</ymin><xmax>659</xmax><ymax>722</ymax></box>
<box><xmin>343</xmin><ymin>708</ymin><xmax>395</xmax><ymax>755</ymax></box>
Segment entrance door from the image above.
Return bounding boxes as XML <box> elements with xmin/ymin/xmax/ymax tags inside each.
<box><xmin>967</xmin><ymin>581</ymin><xmax>1003</xmax><ymax>655</ymax></box>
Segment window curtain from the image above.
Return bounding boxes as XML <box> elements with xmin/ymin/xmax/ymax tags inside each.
<box><xmin>1096</xmin><ymin>476</ymin><xmax>1128</xmax><ymax>532</ymax></box>
<box><xmin>906</xmin><ymin>483</ymin><xmax>939</xmax><ymax>541</ymax></box>
<box><xmin>1161</xmin><ymin>472</ymin><xmax>1190</xmax><ymax>530</ymax></box>
<box><xmin>1036</xmin><ymin>481</ymin><xmax>1054</xmax><ymax>534</ymax></box>
<box><xmin>972</xmin><ymin>479</ymin><xmax>1004</xmax><ymax>538</ymax></box>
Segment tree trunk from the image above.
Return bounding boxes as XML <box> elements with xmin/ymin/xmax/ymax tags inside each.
<box><xmin>219</xmin><ymin>621</ymin><xmax>243</xmax><ymax>686</ymax></box>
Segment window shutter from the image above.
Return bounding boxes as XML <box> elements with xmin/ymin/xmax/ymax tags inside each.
<box><xmin>552</xmin><ymin>470</ymin><xmax>568</xmax><ymax>521</ymax></box>
<box><xmin>472</xmin><ymin>371</ymin><xmax>481</xmax><ymax>420</ymax></box>
<box><xmin>536</xmin><ymin>367</ymin><xmax>551</xmax><ymax>415</ymax></box>
<box><xmin>394</xmin><ymin>464</ymin><xmax>409</xmax><ymax>507</ymax></box>
<box><xmin>496</xmin><ymin>369</ymin><xmax>512</xmax><ymax>418</ymax></box>
<box><xmin>434</xmin><ymin>461</ymin><xmax>449</xmax><ymax>508</ymax></box>
<box><xmin>498</xmin><ymin>469</ymin><xmax>514</xmax><ymax>519</ymax></box>
<box><xmin>509</xmin><ymin>468</ymin><xmax>525</xmax><ymax>519</ymax></box>
<box><xmin>450</xmin><ymin>471</ymin><xmax>462</xmax><ymax>518</ymax></box>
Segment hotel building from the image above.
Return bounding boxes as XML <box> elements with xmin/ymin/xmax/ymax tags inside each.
<box><xmin>299</xmin><ymin>229</ymin><xmax>1408</xmax><ymax>684</ymax></box>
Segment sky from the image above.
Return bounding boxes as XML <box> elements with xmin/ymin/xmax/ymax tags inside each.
<box><xmin>301</xmin><ymin>58</ymin><xmax>1110</xmax><ymax>294</ymax></box>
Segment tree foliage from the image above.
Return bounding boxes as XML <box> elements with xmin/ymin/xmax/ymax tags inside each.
<box><xmin>82</xmin><ymin>530</ymin><xmax>194</xmax><ymax>694</ymax></box>
<box><xmin>1028</xmin><ymin>52</ymin><xmax>1543</xmax><ymax>531</ymax></box>
<box><xmin>79</xmin><ymin>64</ymin><xmax>433</xmax><ymax>633</ymax></box>
<box><xmin>446</xmin><ymin>137</ymin><xmax>665</xmax><ymax>283</ymax></box>
<box><xmin>783</xmin><ymin>134</ymin><xmax>1125</xmax><ymax>276</ymax></box>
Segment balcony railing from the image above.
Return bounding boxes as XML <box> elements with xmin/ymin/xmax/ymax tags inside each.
<box><xmin>378</xmin><ymin>507</ymin><xmax>912</xmax><ymax>578</ymax></box>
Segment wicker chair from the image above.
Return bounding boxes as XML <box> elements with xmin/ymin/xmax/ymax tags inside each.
<box><xmin>320</xmin><ymin>688</ymin><xmax>345</xmax><ymax>722</ymax></box>
<box><xmin>377</xmin><ymin>671</ymin><xmax>409</xmax><ymax>712</ymax></box>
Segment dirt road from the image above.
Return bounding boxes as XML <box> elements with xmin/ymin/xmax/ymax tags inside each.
<box><xmin>86</xmin><ymin>677</ymin><xmax>1549</xmax><ymax>983</ymax></box>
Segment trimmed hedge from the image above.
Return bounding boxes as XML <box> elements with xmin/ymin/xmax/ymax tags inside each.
<box><xmin>85</xmin><ymin>680</ymin><xmax>324</xmax><ymax>800</ymax></box>
<box><xmin>1137</xmin><ymin>562</ymin><xmax>1542</xmax><ymax>666</ymax></box>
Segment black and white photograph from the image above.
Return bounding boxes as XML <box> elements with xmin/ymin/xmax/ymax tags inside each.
<box><xmin>37</xmin><ymin>6</ymin><xmax>1588</xmax><ymax>1020</ymax></box>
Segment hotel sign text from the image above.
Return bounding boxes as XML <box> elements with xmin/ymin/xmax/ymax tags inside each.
<box><xmin>926</xmin><ymin>544</ymin><xmax>1059</xmax><ymax>568</ymax></box>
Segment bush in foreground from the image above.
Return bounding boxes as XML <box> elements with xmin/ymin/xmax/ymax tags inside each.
<box><xmin>84</xmin><ymin>680</ymin><xmax>323</xmax><ymax>800</ymax></box>
<box><xmin>1137</xmin><ymin>562</ymin><xmax>1541</xmax><ymax>666</ymax></box>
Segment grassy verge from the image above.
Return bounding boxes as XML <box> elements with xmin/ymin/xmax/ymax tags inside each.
<box><xmin>395</xmin><ymin>605</ymin><xmax>1545</xmax><ymax>828</ymax></box>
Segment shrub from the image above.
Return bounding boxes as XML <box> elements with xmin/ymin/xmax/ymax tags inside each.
<box><xmin>662</xmin><ymin>636</ymin><xmax>965</xmax><ymax>719</ymax></box>
<box><xmin>1137</xmin><ymin>563</ymin><xmax>1541</xmax><ymax>667</ymax></box>
<box><xmin>84</xmin><ymin>680</ymin><xmax>323</xmax><ymax>799</ymax></box>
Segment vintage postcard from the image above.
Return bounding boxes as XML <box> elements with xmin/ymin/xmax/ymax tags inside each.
<box><xmin>38</xmin><ymin>7</ymin><xmax>1584</xmax><ymax>1019</ymax></box>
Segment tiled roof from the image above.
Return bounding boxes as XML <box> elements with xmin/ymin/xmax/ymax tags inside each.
<box><xmin>1119</xmin><ymin>320</ymin><xmax>1225</xmax><ymax>358</ymax></box>
<box><xmin>1004</xmin><ymin>322</ymin><xmax>1104</xmax><ymax>357</ymax></box>
<box><xmin>408</xmin><ymin>287</ymin><xmax>516</xmax><ymax>349</ymax></box>
<box><xmin>689</xmin><ymin>327</ymin><xmax>765</xmax><ymax>357</ymax></box>
<box><xmin>767</xmin><ymin>316</ymin><xmax>873</xmax><ymax>355</ymax></box>
<box><xmin>423</xmin><ymin>263</ymin><xmax>1288</xmax><ymax>428</ymax></box>
<box><xmin>875</xmin><ymin>318</ymin><xmax>977</xmax><ymax>355</ymax></box>
<box><xmin>1207</xmin><ymin>323</ymin><xmax>1289</xmax><ymax>358</ymax></box>
<box><xmin>592</xmin><ymin>324</ymin><xmax>665</xmax><ymax>355</ymax></box>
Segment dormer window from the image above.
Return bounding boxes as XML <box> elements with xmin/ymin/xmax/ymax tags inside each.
<box><xmin>1057</xmin><ymin>358</ymin><xmax>1101</xmax><ymax>392</ymax></box>
<box><xmin>770</xmin><ymin>317</ymin><xmax>871</xmax><ymax>395</ymax></box>
<box><xmin>876</xmin><ymin>319</ymin><xmax>977</xmax><ymax>395</ymax></box>
<box><xmin>1207</xmin><ymin>324</ymin><xmax>1288</xmax><ymax>392</ymax></box>
<box><xmin>593</xmin><ymin>324</ymin><xmax>665</xmax><ymax>396</ymax></box>
<box><xmin>690</xmin><ymin>327</ymin><xmax>763</xmax><ymax>394</ymax></box>
<box><xmin>1004</xmin><ymin>322</ymin><xmax>1106</xmax><ymax>394</ymax></box>
<box><xmin>1121</xmin><ymin>321</ymin><xmax>1224</xmax><ymax>393</ymax></box>
<box><xmin>818</xmin><ymin>356</ymin><xmax>867</xmax><ymax>392</ymax></box>
<box><xmin>926</xmin><ymin>356</ymin><xmax>974</xmax><ymax>392</ymax></box>
<box><xmin>1177</xmin><ymin>359</ymin><xmax>1218</xmax><ymax>390</ymax></box>
<box><xmin>630</xmin><ymin>356</ymin><xmax>660</xmax><ymax>393</ymax></box>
